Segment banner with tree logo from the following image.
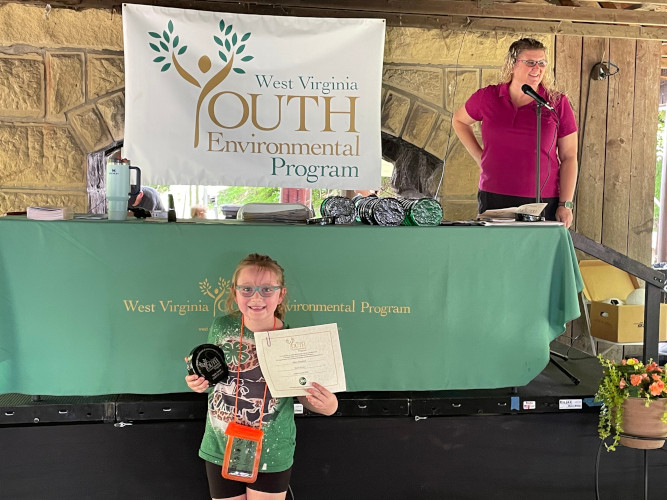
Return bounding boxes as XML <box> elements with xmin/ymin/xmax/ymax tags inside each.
<box><xmin>123</xmin><ymin>4</ymin><xmax>386</xmax><ymax>189</ymax></box>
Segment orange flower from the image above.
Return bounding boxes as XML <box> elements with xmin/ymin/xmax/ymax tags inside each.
<box><xmin>619</xmin><ymin>378</ymin><xmax>627</xmax><ymax>389</ymax></box>
<box><xmin>647</xmin><ymin>362</ymin><xmax>661</xmax><ymax>373</ymax></box>
<box><xmin>652</xmin><ymin>373</ymin><xmax>662</xmax><ymax>381</ymax></box>
<box><xmin>630</xmin><ymin>374</ymin><xmax>643</xmax><ymax>386</ymax></box>
<box><xmin>650</xmin><ymin>381</ymin><xmax>665</xmax><ymax>396</ymax></box>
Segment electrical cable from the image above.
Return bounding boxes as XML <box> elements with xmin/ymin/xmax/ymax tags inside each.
<box><xmin>595</xmin><ymin>437</ymin><xmax>603</xmax><ymax>500</ymax></box>
<box><xmin>433</xmin><ymin>18</ymin><xmax>473</xmax><ymax>201</ymax></box>
<box><xmin>559</xmin><ymin>62</ymin><xmax>601</xmax><ymax>357</ymax></box>
<box><xmin>538</xmin><ymin>112</ymin><xmax>560</xmax><ymax>198</ymax></box>
<box><xmin>574</xmin><ymin>76</ymin><xmax>592</xmax><ymax>199</ymax></box>
<box><xmin>573</xmin><ymin>54</ymin><xmax>620</xmax><ymax>209</ymax></box>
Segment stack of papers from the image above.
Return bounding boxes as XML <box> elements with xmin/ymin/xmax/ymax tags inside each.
<box><xmin>480</xmin><ymin>220</ymin><xmax>563</xmax><ymax>226</ymax></box>
<box><xmin>27</xmin><ymin>206</ymin><xmax>74</xmax><ymax>220</ymax></box>
<box><xmin>237</xmin><ymin>203</ymin><xmax>313</xmax><ymax>223</ymax></box>
<box><xmin>477</xmin><ymin>202</ymin><xmax>547</xmax><ymax>221</ymax></box>
<box><xmin>476</xmin><ymin>203</ymin><xmax>564</xmax><ymax>226</ymax></box>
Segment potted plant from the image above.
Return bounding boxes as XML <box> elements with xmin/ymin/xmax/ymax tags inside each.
<box><xmin>595</xmin><ymin>355</ymin><xmax>667</xmax><ymax>450</ymax></box>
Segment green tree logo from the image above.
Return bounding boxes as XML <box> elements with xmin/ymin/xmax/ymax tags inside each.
<box><xmin>148</xmin><ymin>19</ymin><xmax>254</xmax><ymax>147</ymax></box>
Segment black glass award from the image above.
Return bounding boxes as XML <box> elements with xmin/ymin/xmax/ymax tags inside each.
<box><xmin>186</xmin><ymin>344</ymin><xmax>229</xmax><ymax>384</ymax></box>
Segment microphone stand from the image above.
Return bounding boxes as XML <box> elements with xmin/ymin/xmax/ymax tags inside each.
<box><xmin>535</xmin><ymin>103</ymin><xmax>542</xmax><ymax>205</ymax></box>
<box><xmin>515</xmin><ymin>101</ymin><xmax>546</xmax><ymax>222</ymax></box>
<box><xmin>531</xmin><ymin>100</ymin><xmax>580</xmax><ymax>385</ymax></box>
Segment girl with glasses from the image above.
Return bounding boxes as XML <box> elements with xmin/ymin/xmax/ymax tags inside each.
<box><xmin>452</xmin><ymin>37</ymin><xmax>578</xmax><ymax>227</ymax></box>
<box><xmin>185</xmin><ymin>253</ymin><xmax>338</xmax><ymax>500</ymax></box>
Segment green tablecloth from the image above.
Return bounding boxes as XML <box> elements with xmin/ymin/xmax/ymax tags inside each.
<box><xmin>0</xmin><ymin>218</ymin><xmax>582</xmax><ymax>395</ymax></box>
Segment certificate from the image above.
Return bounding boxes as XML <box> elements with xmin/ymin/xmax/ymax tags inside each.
<box><xmin>254</xmin><ymin>323</ymin><xmax>346</xmax><ymax>397</ymax></box>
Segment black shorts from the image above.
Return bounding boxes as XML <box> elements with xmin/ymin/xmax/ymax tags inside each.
<box><xmin>205</xmin><ymin>460</ymin><xmax>292</xmax><ymax>498</ymax></box>
<box><xmin>478</xmin><ymin>190</ymin><xmax>558</xmax><ymax>221</ymax></box>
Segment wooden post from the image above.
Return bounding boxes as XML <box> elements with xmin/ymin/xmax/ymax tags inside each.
<box><xmin>657</xmin><ymin>116</ymin><xmax>667</xmax><ymax>263</ymax></box>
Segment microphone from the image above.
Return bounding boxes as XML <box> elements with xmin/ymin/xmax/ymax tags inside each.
<box><xmin>521</xmin><ymin>84</ymin><xmax>554</xmax><ymax>112</ymax></box>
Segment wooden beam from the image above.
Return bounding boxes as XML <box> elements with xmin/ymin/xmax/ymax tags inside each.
<box><xmin>13</xmin><ymin>0</ymin><xmax>667</xmax><ymax>27</ymax></box>
<box><xmin>199</xmin><ymin>0</ymin><xmax>667</xmax><ymax>27</ymax></box>
<box><xmin>601</xmin><ymin>38</ymin><xmax>635</xmax><ymax>255</ymax></box>
<box><xmin>575</xmin><ymin>0</ymin><xmax>667</xmax><ymax>4</ymax></box>
<box><xmin>628</xmin><ymin>40</ymin><xmax>662</xmax><ymax>264</ymax></box>
<box><xmin>8</xmin><ymin>0</ymin><xmax>667</xmax><ymax>38</ymax></box>
<box><xmin>420</xmin><ymin>16</ymin><xmax>667</xmax><ymax>40</ymax></box>
<box><xmin>554</xmin><ymin>35</ymin><xmax>582</xmax><ymax>233</ymax></box>
<box><xmin>576</xmin><ymin>37</ymin><xmax>609</xmax><ymax>244</ymax></box>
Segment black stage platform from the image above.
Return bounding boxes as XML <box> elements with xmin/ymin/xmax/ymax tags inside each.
<box><xmin>3</xmin><ymin>345</ymin><xmax>667</xmax><ymax>499</ymax></box>
<box><xmin>0</xmin><ymin>342</ymin><xmax>602</xmax><ymax>426</ymax></box>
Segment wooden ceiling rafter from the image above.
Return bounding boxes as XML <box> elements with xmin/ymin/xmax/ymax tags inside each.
<box><xmin>8</xmin><ymin>0</ymin><xmax>667</xmax><ymax>24</ymax></box>
<box><xmin>194</xmin><ymin>0</ymin><xmax>667</xmax><ymax>27</ymax></box>
<box><xmin>575</xmin><ymin>0</ymin><xmax>667</xmax><ymax>4</ymax></box>
<box><xmin>4</xmin><ymin>0</ymin><xmax>666</xmax><ymax>49</ymax></box>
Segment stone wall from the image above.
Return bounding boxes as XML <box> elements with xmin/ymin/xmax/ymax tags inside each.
<box><xmin>0</xmin><ymin>3</ymin><xmax>123</xmax><ymax>214</ymax></box>
<box><xmin>0</xmin><ymin>2</ymin><xmax>549</xmax><ymax>220</ymax></box>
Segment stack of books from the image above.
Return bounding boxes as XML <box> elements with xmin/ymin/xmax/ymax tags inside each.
<box><xmin>26</xmin><ymin>206</ymin><xmax>74</xmax><ymax>221</ymax></box>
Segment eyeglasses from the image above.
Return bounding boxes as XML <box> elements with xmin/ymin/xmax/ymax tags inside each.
<box><xmin>235</xmin><ymin>285</ymin><xmax>282</xmax><ymax>298</ymax></box>
<box><xmin>517</xmin><ymin>59</ymin><xmax>548</xmax><ymax>68</ymax></box>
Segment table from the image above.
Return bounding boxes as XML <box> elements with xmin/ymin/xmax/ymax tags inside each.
<box><xmin>0</xmin><ymin>218</ymin><xmax>582</xmax><ymax>395</ymax></box>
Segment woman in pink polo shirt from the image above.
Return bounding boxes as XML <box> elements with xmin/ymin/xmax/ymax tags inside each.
<box><xmin>452</xmin><ymin>38</ymin><xmax>578</xmax><ymax>228</ymax></box>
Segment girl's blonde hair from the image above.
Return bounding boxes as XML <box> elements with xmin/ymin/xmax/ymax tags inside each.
<box><xmin>225</xmin><ymin>253</ymin><xmax>288</xmax><ymax>320</ymax></box>
<box><xmin>498</xmin><ymin>37</ymin><xmax>563</xmax><ymax>103</ymax></box>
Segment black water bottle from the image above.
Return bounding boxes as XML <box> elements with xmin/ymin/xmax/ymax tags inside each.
<box><xmin>168</xmin><ymin>194</ymin><xmax>177</xmax><ymax>223</ymax></box>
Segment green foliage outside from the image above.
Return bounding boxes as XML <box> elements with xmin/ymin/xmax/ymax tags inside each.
<box><xmin>217</xmin><ymin>186</ymin><xmax>280</xmax><ymax>205</ymax></box>
<box><xmin>212</xmin><ymin>176</ymin><xmax>394</xmax><ymax>216</ymax></box>
<box><xmin>149</xmin><ymin>183</ymin><xmax>394</xmax><ymax>217</ymax></box>
<box><xmin>149</xmin><ymin>159</ymin><xmax>394</xmax><ymax>218</ymax></box>
<box><xmin>378</xmin><ymin>176</ymin><xmax>396</xmax><ymax>198</ymax></box>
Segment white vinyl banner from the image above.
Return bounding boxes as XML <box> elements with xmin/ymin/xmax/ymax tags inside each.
<box><xmin>123</xmin><ymin>4</ymin><xmax>386</xmax><ymax>189</ymax></box>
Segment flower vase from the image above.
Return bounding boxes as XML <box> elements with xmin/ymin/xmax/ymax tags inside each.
<box><xmin>619</xmin><ymin>397</ymin><xmax>667</xmax><ymax>449</ymax></box>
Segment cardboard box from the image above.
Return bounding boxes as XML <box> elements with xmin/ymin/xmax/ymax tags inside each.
<box><xmin>579</xmin><ymin>260</ymin><xmax>667</xmax><ymax>343</ymax></box>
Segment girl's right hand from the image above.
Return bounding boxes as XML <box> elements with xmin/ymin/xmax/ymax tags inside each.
<box><xmin>185</xmin><ymin>373</ymin><xmax>209</xmax><ymax>392</ymax></box>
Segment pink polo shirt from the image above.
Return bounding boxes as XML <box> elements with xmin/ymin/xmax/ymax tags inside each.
<box><xmin>465</xmin><ymin>83</ymin><xmax>577</xmax><ymax>198</ymax></box>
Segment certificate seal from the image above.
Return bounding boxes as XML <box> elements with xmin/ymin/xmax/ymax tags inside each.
<box><xmin>186</xmin><ymin>344</ymin><xmax>229</xmax><ymax>384</ymax></box>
